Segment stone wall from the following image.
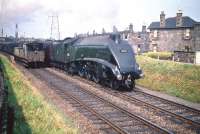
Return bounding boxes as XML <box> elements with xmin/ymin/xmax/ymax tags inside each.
<box><xmin>149</xmin><ymin>28</ymin><xmax>195</xmax><ymax>52</ymax></box>
<box><xmin>194</xmin><ymin>24</ymin><xmax>200</xmax><ymax>51</ymax></box>
<box><xmin>173</xmin><ymin>51</ymin><xmax>195</xmax><ymax>63</ymax></box>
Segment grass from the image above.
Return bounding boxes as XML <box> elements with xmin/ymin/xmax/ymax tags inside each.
<box><xmin>0</xmin><ymin>54</ymin><xmax>79</xmax><ymax>134</ymax></box>
<box><xmin>136</xmin><ymin>55</ymin><xmax>200</xmax><ymax>103</ymax></box>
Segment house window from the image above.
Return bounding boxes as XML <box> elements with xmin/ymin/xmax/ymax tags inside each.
<box><xmin>125</xmin><ymin>34</ymin><xmax>128</xmax><ymax>39</ymax></box>
<box><xmin>137</xmin><ymin>44</ymin><xmax>141</xmax><ymax>53</ymax></box>
<box><xmin>185</xmin><ymin>29</ymin><xmax>190</xmax><ymax>37</ymax></box>
<box><xmin>183</xmin><ymin>29</ymin><xmax>191</xmax><ymax>39</ymax></box>
<box><xmin>123</xmin><ymin>33</ymin><xmax>128</xmax><ymax>40</ymax></box>
<box><xmin>153</xmin><ymin>30</ymin><xmax>158</xmax><ymax>38</ymax></box>
<box><xmin>185</xmin><ymin>46</ymin><xmax>190</xmax><ymax>52</ymax></box>
<box><xmin>176</xmin><ymin>18</ymin><xmax>180</xmax><ymax>25</ymax></box>
<box><xmin>152</xmin><ymin>44</ymin><xmax>157</xmax><ymax>52</ymax></box>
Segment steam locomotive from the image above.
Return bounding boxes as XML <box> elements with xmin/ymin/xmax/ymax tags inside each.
<box><xmin>48</xmin><ymin>34</ymin><xmax>143</xmax><ymax>90</ymax></box>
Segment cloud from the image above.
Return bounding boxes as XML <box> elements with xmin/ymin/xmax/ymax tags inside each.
<box><xmin>0</xmin><ymin>0</ymin><xmax>121</xmax><ymax>38</ymax></box>
<box><xmin>1</xmin><ymin>0</ymin><xmax>43</xmax><ymax>24</ymax></box>
<box><xmin>1</xmin><ymin>0</ymin><xmax>199</xmax><ymax>38</ymax></box>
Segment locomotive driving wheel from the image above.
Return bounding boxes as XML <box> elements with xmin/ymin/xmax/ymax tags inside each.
<box><xmin>125</xmin><ymin>78</ymin><xmax>135</xmax><ymax>91</ymax></box>
<box><xmin>78</xmin><ymin>68</ymin><xmax>84</xmax><ymax>77</ymax></box>
<box><xmin>68</xmin><ymin>66</ymin><xmax>74</xmax><ymax>75</ymax></box>
<box><xmin>78</xmin><ymin>64</ymin><xmax>84</xmax><ymax>77</ymax></box>
<box><xmin>110</xmin><ymin>79</ymin><xmax>119</xmax><ymax>90</ymax></box>
<box><xmin>92</xmin><ymin>73</ymin><xmax>100</xmax><ymax>83</ymax></box>
<box><xmin>86</xmin><ymin>71</ymin><xmax>92</xmax><ymax>80</ymax></box>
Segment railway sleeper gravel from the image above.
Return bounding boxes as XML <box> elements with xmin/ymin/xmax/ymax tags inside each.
<box><xmin>47</xmin><ymin>68</ymin><xmax>200</xmax><ymax>133</ymax></box>
<box><xmin>31</xmin><ymin>69</ymin><xmax>172</xmax><ymax>134</ymax></box>
<box><xmin>68</xmin><ymin>75</ymin><xmax>200</xmax><ymax>133</ymax></box>
<box><xmin>65</xmin><ymin>70</ymin><xmax>200</xmax><ymax>128</ymax></box>
<box><xmin>131</xmin><ymin>91</ymin><xmax>200</xmax><ymax>122</ymax></box>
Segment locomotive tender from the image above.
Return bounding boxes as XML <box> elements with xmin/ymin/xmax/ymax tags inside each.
<box><xmin>49</xmin><ymin>33</ymin><xmax>143</xmax><ymax>90</ymax></box>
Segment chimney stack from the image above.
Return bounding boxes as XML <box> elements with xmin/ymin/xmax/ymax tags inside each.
<box><xmin>129</xmin><ymin>23</ymin><xmax>133</xmax><ymax>33</ymax></box>
<box><xmin>160</xmin><ymin>11</ymin><xmax>165</xmax><ymax>28</ymax></box>
<box><xmin>142</xmin><ymin>25</ymin><xmax>146</xmax><ymax>33</ymax></box>
<box><xmin>176</xmin><ymin>10</ymin><xmax>183</xmax><ymax>27</ymax></box>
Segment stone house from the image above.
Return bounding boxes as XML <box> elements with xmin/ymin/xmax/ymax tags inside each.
<box><xmin>148</xmin><ymin>10</ymin><xmax>200</xmax><ymax>52</ymax></box>
<box><xmin>120</xmin><ymin>24</ymin><xmax>149</xmax><ymax>54</ymax></box>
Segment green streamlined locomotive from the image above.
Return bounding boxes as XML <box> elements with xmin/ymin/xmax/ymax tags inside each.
<box><xmin>48</xmin><ymin>34</ymin><xmax>144</xmax><ymax>90</ymax></box>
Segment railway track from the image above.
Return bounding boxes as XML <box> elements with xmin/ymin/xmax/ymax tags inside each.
<box><xmin>107</xmin><ymin>89</ymin><xmax>200</xmax><ymax>133</ymax></box>
<box><xmin>125</xmin><ymin>89</ymin><xmax>200</xmax><ymax>123</ymax></box>
<box><xmin>49</xmin><ymin>68</ymin><xmax>200</xmax><ymax>134</ymax></box>
<box><xmin>31</xmin><ymin>68</ymin><xmax>172</xmax><ymax>134</ymax></box>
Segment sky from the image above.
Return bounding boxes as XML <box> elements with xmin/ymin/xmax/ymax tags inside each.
<box><xmin>0</xmin><ymin>0</ymin><xmax>200</xmax><ymax>39</ymax></box>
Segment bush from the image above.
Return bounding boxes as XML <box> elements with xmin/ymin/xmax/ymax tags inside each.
<box><xmin>143</xmin><ymin>52</ymin><xmax>172</xmax><ymax>60</ymax></box>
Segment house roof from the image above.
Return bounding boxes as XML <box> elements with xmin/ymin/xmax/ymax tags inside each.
<box><xmin>148</xmin><ymin>16</ymin><xmax>198</xmax><ymax>29</ymax></box>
